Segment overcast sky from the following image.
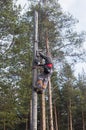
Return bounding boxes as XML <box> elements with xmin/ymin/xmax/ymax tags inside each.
<box><xmin>59</xmin><ymin>0</ymin><xmax>86</xmax><ymax>32</ymax></box>
<box><xmin>17</xmin><ymin>0</ymin><xmax>86</xmax><ymax>76</ymax></box>
<box><xmin>17</xmin><ymin>0</ymin><xmax>86</xmax><ymax>31</ymax></box>
<box><xmin>59</xmin><ymin>0</ymin><xmax>86</xmax><ymax>76</ymax></box>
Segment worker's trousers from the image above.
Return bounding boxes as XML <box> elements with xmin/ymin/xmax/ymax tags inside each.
<box><xmin>36</xmin><ymin>72</ymin><xmax>52</xmax><ymax>90</ymax></box>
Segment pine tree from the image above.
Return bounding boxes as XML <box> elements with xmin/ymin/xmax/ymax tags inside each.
<box><xmin>0</xmin><ymin>0</ymin><xmax>32</xmax><ymax>129</ymax></box>
<box><xmin>59</xmin><ymin>63</ymin><xmax>76</xmax><ymax>130</ymax></box>
<box><xmin>75</xmin><ymin>73</ymin><xmax>86</xmax><ymax>130</ymax></box>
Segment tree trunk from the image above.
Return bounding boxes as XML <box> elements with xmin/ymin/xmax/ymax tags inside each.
<box><xmin>68</xmin><ymin>99</ymin><xmax>73</xmax><ymax>130</ymax></box>
<box><xmin>48</xmin><ymin>79</ymin><xmax>54</xmax><ymax>130</ymax></box>
<box><xmin>54</xmin><ymin>104</ymin><xmax>58</xmax><ymax>130</ymax></box>
<box><xmin>26</xmin><ymin>118</ymin><xmax>28</xmax><ymax>130</ymax></box>
<box><xmin>4</xmin><ymin>119</ymin><xmax>5</xmax><ymax>130</ymax></box>
<box><xmin>41</xmin><ymin>93</ymin><xmax>46</xmax><ymax>130</ymax></box>
<box><xmin>30</xmin><ymin>100</ymin><xmax>32</xmax><ymax>130</ymax></box>
<box><xmin>41</xmin><ymin>1</ymin><xmax>54</xmax><ymax>130</ymax></box>
<box><xmin>82</xmin><ymin>111</ymin><xmax>85</xmax><ymax>130</ymax></box>
<box><xmin>32</xmin><ymin>10</ymin><xmax>38</xmax><ymax>130</ymax></box>
<box><xmin>68</xmin><ymin>111</ymin><xmax>70</xmax><ymax>130</ymax></box>
<box><xmin>45</xmin><ymin>31</ymin><xmax>54</xmax><ymax>130</ymax></box>
<box><xmin>46</xmin><ymin>114</ymin><xmax>49</xmax><ymax>130</ymax></box>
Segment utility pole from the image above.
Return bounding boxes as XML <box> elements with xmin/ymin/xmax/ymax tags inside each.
<box><xmin>32</xmin><ymin>10</ymin><xmax>38</xmax><ymax>130</ymax></box>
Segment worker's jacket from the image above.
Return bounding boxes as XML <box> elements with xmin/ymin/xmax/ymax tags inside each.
<box><xmin>39</xmin><ymin>53</ymin><xmax>53</xmax><ymax>74</ymax></box>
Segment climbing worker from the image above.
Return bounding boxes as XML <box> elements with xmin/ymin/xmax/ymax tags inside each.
<box><xmin>39</xmin><ymin>52</ymin><xmax>53</xmax><ymax>74</ymax></box>
<box><xmin>33</xmin><ymin>52</ymin><xmax>53</xmax><ymax>93</ymax></box>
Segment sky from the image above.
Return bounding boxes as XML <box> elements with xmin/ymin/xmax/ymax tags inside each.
<box><xmin>16</xmin><ymin>0</ymin><xmax>28</xmax><ymax>13</ymax></box>
<box><xmin>59</xmin><ymin>0</ymin><xmax>86</xmax><ymax>76</ymax></box>
<box><xmin>59</xmin><ymin>0</ymin><xmax>86</xmax><ymax>31</ymax></box>
<box><xmin>17</xmin><ymin>0</ymin><xmax>86</xmax><ymax>31</ymax></box>
<box><xmin>16</xmin><ymin>0</ymin><xmax>86</xmax><ymax>76</ymax></box>
<box><xmin>16</xmin><ymin>0</ymin><xmax>27</xmax><ymax>6</ymax></box>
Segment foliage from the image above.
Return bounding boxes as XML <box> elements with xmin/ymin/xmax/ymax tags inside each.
<box><xmin>0</xmin><ymin>0</ymin><xmax>32</xmax><ymax>129</ymax></box>
<box><xmin>0</xmin><ymin>0</ymin><xmax>86</xmax><ymax>129</ymax></box>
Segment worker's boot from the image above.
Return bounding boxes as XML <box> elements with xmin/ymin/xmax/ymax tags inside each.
<box><xmin>37</xmin><ymin>79</ymin><xmax>43</xmax><ymax>90</ymax></box>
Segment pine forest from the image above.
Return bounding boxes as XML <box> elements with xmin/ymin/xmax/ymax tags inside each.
<box><xmin>0</xmin><ymin>0</ymin><xmax>86</xmax><ymax>130</ymax></box>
